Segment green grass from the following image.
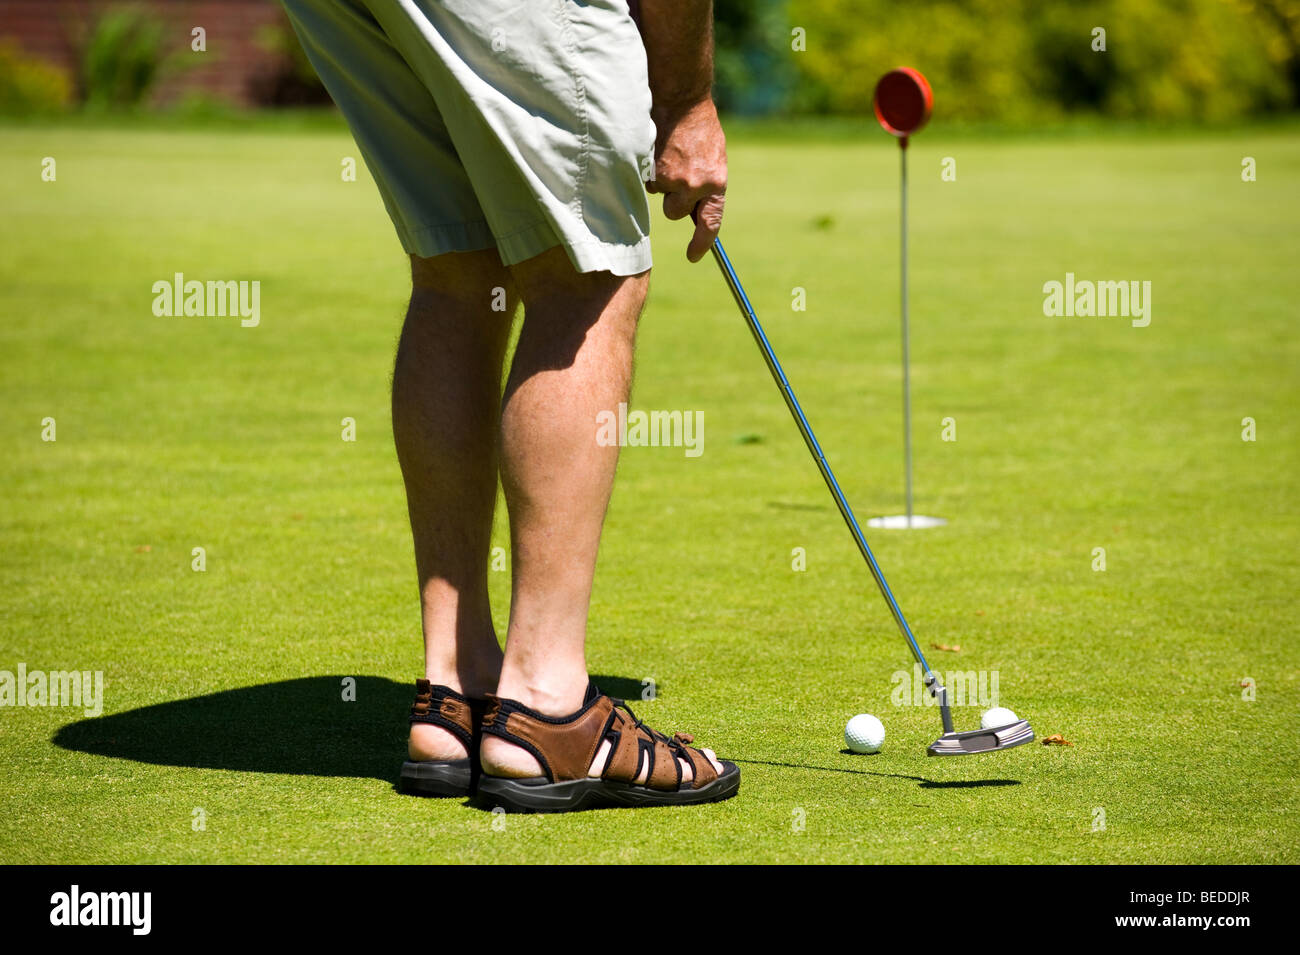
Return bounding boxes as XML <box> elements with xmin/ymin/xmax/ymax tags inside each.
<box><xmin>1</xmin><ymin>117</ymin><xmax>1297</xmax><ymax>863</ymax></box>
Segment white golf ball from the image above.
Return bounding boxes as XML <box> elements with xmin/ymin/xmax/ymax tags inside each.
<box><xmin>981</xmin><ymin>706</ymin><xmax>1018</xmax><ymax>729</ymax></box>
<box><xmin>845</xmin><ymin>714</ymin><xmax>885</xmax><ymax>754</ymax></box>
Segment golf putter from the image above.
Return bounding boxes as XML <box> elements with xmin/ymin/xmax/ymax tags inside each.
<box><xmin>703</xmin><ymin>233</ymin><xmax>1033</xmax><ymax>756</ymax></box>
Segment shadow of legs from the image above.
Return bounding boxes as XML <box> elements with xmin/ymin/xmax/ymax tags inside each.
<box><xmin>52</xmin><ymin>673</ymin><xmax>649</xmax><ymax>781</ymax></box>
<box><xmin>53</xmin><ymin>676</ymin><xmax>410</xmax><ymax>780</ymax></box>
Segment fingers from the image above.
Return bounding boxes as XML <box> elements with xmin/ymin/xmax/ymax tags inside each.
<box><xmin>659</xmin><ymin>187</ymin><xmax>692</xmax><ymax>221</ymax></box>
<box><xmin>645</xmin><ymin>98</ymin><xmax>727</xmax><ymax>263</ymax></box>
<box><xmin>686</xmin><ymin>193</ymin><xmax>725</xmax><ymax>262</ymax></box>
<box><xmin>657</xmin><ymin>187</ymin><xmax>723</xmax><ymax>261</ymax></box>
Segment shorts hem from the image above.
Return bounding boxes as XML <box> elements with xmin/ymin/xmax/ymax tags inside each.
<box><xmin>496</xmin><ymin>220</ymin><xmax>651</xmax><ymax>277</ymax></box>
<box><xmin>562</xmin><ymin>236</ymin><xmax>652</xmax><ymax>277</ymax></box>
<box><xmin>402</xmin><ymin>219</ymin><xmax>497</xmax><ymax>258</ymax></box>
<box><xmin>402</xmin><ymin>218</ymin><xmax>651</xmax><ymax>277</ymax></box>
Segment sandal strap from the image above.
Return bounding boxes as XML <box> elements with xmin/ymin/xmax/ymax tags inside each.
<box><xmin>482</xmin><ymin>685</ymin><xmax>717</xmax><ymax>791</ymax></box>
<box><xmin>481</xmin><ymin>683</ymin><xmax>608</xmax><ymax>783</ymax></box>
<box><xmin>614</xmin><ymin>701</ymin><xmax>723</xmax><ymax>790</ymax></box>
<box><xmin>602</xmin><ymin>706</ymin><xmax>682</xmax><ymax>791</ymax></box>
<box><xmin>409</xmin><ymin>679</ymin><xmax>485</xmax><ymax>751</ymax></box>
<box><xmin>673</xmin><ymin>741</ymin><xmax>720</xmax><ymax>789</ymax></box>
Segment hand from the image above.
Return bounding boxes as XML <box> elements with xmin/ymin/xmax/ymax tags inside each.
<box><xmin>646</xmin><ymin>98</ymin><xmax>726</xmax><ymax>262</ymax></box>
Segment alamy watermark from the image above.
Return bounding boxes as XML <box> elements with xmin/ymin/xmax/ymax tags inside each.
<box><xmin>1042</xmin><ymin>272</ymin><xmax>1151</xmax><ymax>327</ymax></box>
<box><xmin>49</xmin><ymin>885</ymin><xmax>150</xmax><ymax>935</ymax></box>
<box><xmin>152</xmin><ymin>272</ymin><xmax>260</xmax><ymax>327</ymax></box>
<box><xmin>596</xmin><ymin>402</ymin><xmax>703</xmax><ymax>457</ymax></box>
<box><xmin>1</xmin><ymin>664</ymin><xmax>103</xmax><ymax>716</ymax></box>
<box><xmin>891</xmin><ymin>663</ymin><xmax>999</xmax><ymax>708</ymax></box>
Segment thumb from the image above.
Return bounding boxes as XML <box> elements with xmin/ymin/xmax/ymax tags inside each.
<box><xmin>687</xmin><ymin>193</ymin><xmax>725</xmax><ymax>263</ymax></box>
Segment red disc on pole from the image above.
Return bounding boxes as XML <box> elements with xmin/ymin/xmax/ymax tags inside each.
<box><xmin>873</xmin><ymin>67</ymin><xmax>933</xmax><ymax>139</ymax></box>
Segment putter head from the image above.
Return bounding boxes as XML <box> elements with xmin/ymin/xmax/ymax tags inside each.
<box><xmin>927</xmin><ymin>719</ymin><xmax>1034</xmax><ymax>756</ymax></box>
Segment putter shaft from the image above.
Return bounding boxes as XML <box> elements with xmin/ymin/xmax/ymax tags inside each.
<box><xmin>708</xmin><ymin>238</ymin><xmax>950</xmax><ymax>726</ymax></box>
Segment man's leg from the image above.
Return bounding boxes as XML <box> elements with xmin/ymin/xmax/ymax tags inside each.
<box><xmin>396</xmin><ymin>249</ymin><xmax>517</xmax><ymax>761</ymax></box>
<box><xmin>480</xmin><ymin>247</ymin><xmax>720</xmax><ymax>781</ymax></box>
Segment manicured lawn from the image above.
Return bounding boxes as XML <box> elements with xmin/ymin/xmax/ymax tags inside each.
<box><xmin>1</xmin><ymin>116</ymin><xmax>1296</xmax><ymax>862</ymax></box>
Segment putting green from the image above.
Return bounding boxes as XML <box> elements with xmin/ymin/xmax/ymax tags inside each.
<box><xmin>1</xmin><ymin>116</ymin><xmax>1296</xmax><ymax>863</ymax></box>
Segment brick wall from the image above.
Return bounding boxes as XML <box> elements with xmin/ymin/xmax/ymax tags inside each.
<box><xmin>0</xmin><ymin>0</ymin><xmax>302</xmax><ymax>106</ymax></box>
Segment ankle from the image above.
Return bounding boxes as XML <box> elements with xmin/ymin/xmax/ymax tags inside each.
<box><xmin>494</xmin><ymin>671</ymin><xmax>588</xmax><ymax>717</ymax></box>
<box><xmin>424</xmin><ymin>658</ymin><xmax>502</xmax><ymax>701</ymax></box>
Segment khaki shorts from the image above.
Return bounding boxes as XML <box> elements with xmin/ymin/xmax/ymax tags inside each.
<box><xmin>282</xmin><ymin>0</ymin><xmax>655</xmax><ymax>275</ymax></box>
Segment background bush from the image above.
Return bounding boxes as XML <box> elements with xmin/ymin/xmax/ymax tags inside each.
<box><xmin>78</xmin><ymin>6</ymin><xmax>168</xmax><ymax>111</ymax></box>
<box><xmin>713</xmin><ymin>0</ymin><xmax>1299</xmax><ymax>121</ymax></box>
<box><xmin>0</xmin><ymin>41</ymin><xmax>73</xmax><ymax>116</ymax></box>
<box><xmin>4</xmin><ymin>0</ymin><xmax>1296</xmax><ymax>122</ymax></box>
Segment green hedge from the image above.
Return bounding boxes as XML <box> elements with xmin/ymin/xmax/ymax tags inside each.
<box><xmin>0</xmin><ymin>41</ymin><xmax>73</xmax><ymax>115</ymax></box>
<box><xmin>713</xmin><ymin>0</ymin><xmax>1298</xmax><ymax>120</ymax></box>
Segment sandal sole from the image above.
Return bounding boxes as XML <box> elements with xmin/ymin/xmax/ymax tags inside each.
<box><xmin>475</xmin><ymin>761</ymin><xmax>740</xmax><ymax>813</ymax></box>
<box><xmin>399</xmin><ymin>759</ymin><xmax>474</xmax><ymax>797</ymax></box>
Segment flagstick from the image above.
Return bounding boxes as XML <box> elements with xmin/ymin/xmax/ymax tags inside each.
<box><xmin>900</xmin><ymin>136</ymin><xmax>913</xmax><ymax>528</ymax></box>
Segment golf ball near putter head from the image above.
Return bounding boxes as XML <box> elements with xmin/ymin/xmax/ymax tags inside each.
<box><xmin>981</xmin><ymin>706</ymin><xmax>1018</xmax><ymax>729</ymax></box>
<box><xmin>845</xmin><ymin>714</ymin><xmax>885</xmax><ymax>754</ymax></box>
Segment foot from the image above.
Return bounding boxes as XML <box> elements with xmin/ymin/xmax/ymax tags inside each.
<box><xmin>406</xmin><ymin>678</ymin><xmax>493</xmax><ymax>761</ymax></box>
<box><xmin>409</xmin><ymin>723</ymin><xmax>468</xmax><ymax>762</ymax></box>
<box><xmin>476</xmin><ymin>687</ymin><xmax>740</xmax><ymax>811</ymax></box>
<box><xmin>401</xmin><ymin>680</ymin><xmax>493</xmax><ymax>797</ymax></box>
<box><xmin>480</xmin><ymin>686</ymin><xmax>724</xmax><ymax>783</ymax></box>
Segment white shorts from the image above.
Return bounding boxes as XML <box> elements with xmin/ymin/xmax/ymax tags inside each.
<box><xmin>282</xmin><ymin>0</ymin><xmax>656</xmax><ymax>275</ymax></box>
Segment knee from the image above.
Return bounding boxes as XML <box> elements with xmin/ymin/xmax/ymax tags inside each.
<box><xmin>511</xmin><ymin>246</ymin><xmax>647</xmax><ymax>312</ymax></box>
<box><xmin>512</xmin><ymin>251</ymin><xmax>649</xmax><ymax>343</ymax></box>
<box><xmin>409</xmin><ymin>249</ymin><xmax>518</xmax><ymax>312</ymax></box>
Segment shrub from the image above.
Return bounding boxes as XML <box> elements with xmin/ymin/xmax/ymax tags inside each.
<box><xmin>0</xmin><ymin>41</ymin><xmax>73</xmax><ymax>116</ymax></box>
<box><xmin>782</xmin><ymin>0</ymin><xmax>1294</xmax><ymax>120</ymax></box>
<box><xmin>79</xmin><ymin>6</ymin><xmax>167</xmax><ymax>111</ymax></box>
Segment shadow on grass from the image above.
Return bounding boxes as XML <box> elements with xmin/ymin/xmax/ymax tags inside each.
<box><xmin>52</xmin><ymin>673</ymin><xmax>641</xmax><ymax>780</ymax></box>
<box><xmin>732</xmin><ymin>757</ymin><xmax>1021</xmax><ymax>789</ymax></box>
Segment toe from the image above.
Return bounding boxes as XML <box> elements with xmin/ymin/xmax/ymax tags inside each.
<box><xmin>677</xmin><ymin>747</ymin><xmax>724</xmax><ymax>784</ymax></box>
<box><xmin>702</xmin><ymin>747</ymin><xmax>723</xmax><ymax>776</ymax></box>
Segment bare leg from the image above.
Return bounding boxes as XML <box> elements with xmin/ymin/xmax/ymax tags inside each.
<box><xmin>480</xmin><ymin>247</ymin><xmax>720</xmax><ymax>781</ymax></box>
<box><xmin>395</xmin><ymin>249</ymin><xmax>517</xmax><ymax>761</ymax></box>
<box><xmin>495</xmin><ymin>247</ymin><xmax>644</xmax><ymax>708</ymax></box>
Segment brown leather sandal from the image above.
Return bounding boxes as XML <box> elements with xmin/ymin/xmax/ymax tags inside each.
<box><xmin>399</xmin><ymin>680</ymin><xmax>488</xmax><ymax>797</ymax></box>
<box><xmin>475</xmin><ymin>683</ymin><xmax>740</xmax><ymax>812</ymax></box>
